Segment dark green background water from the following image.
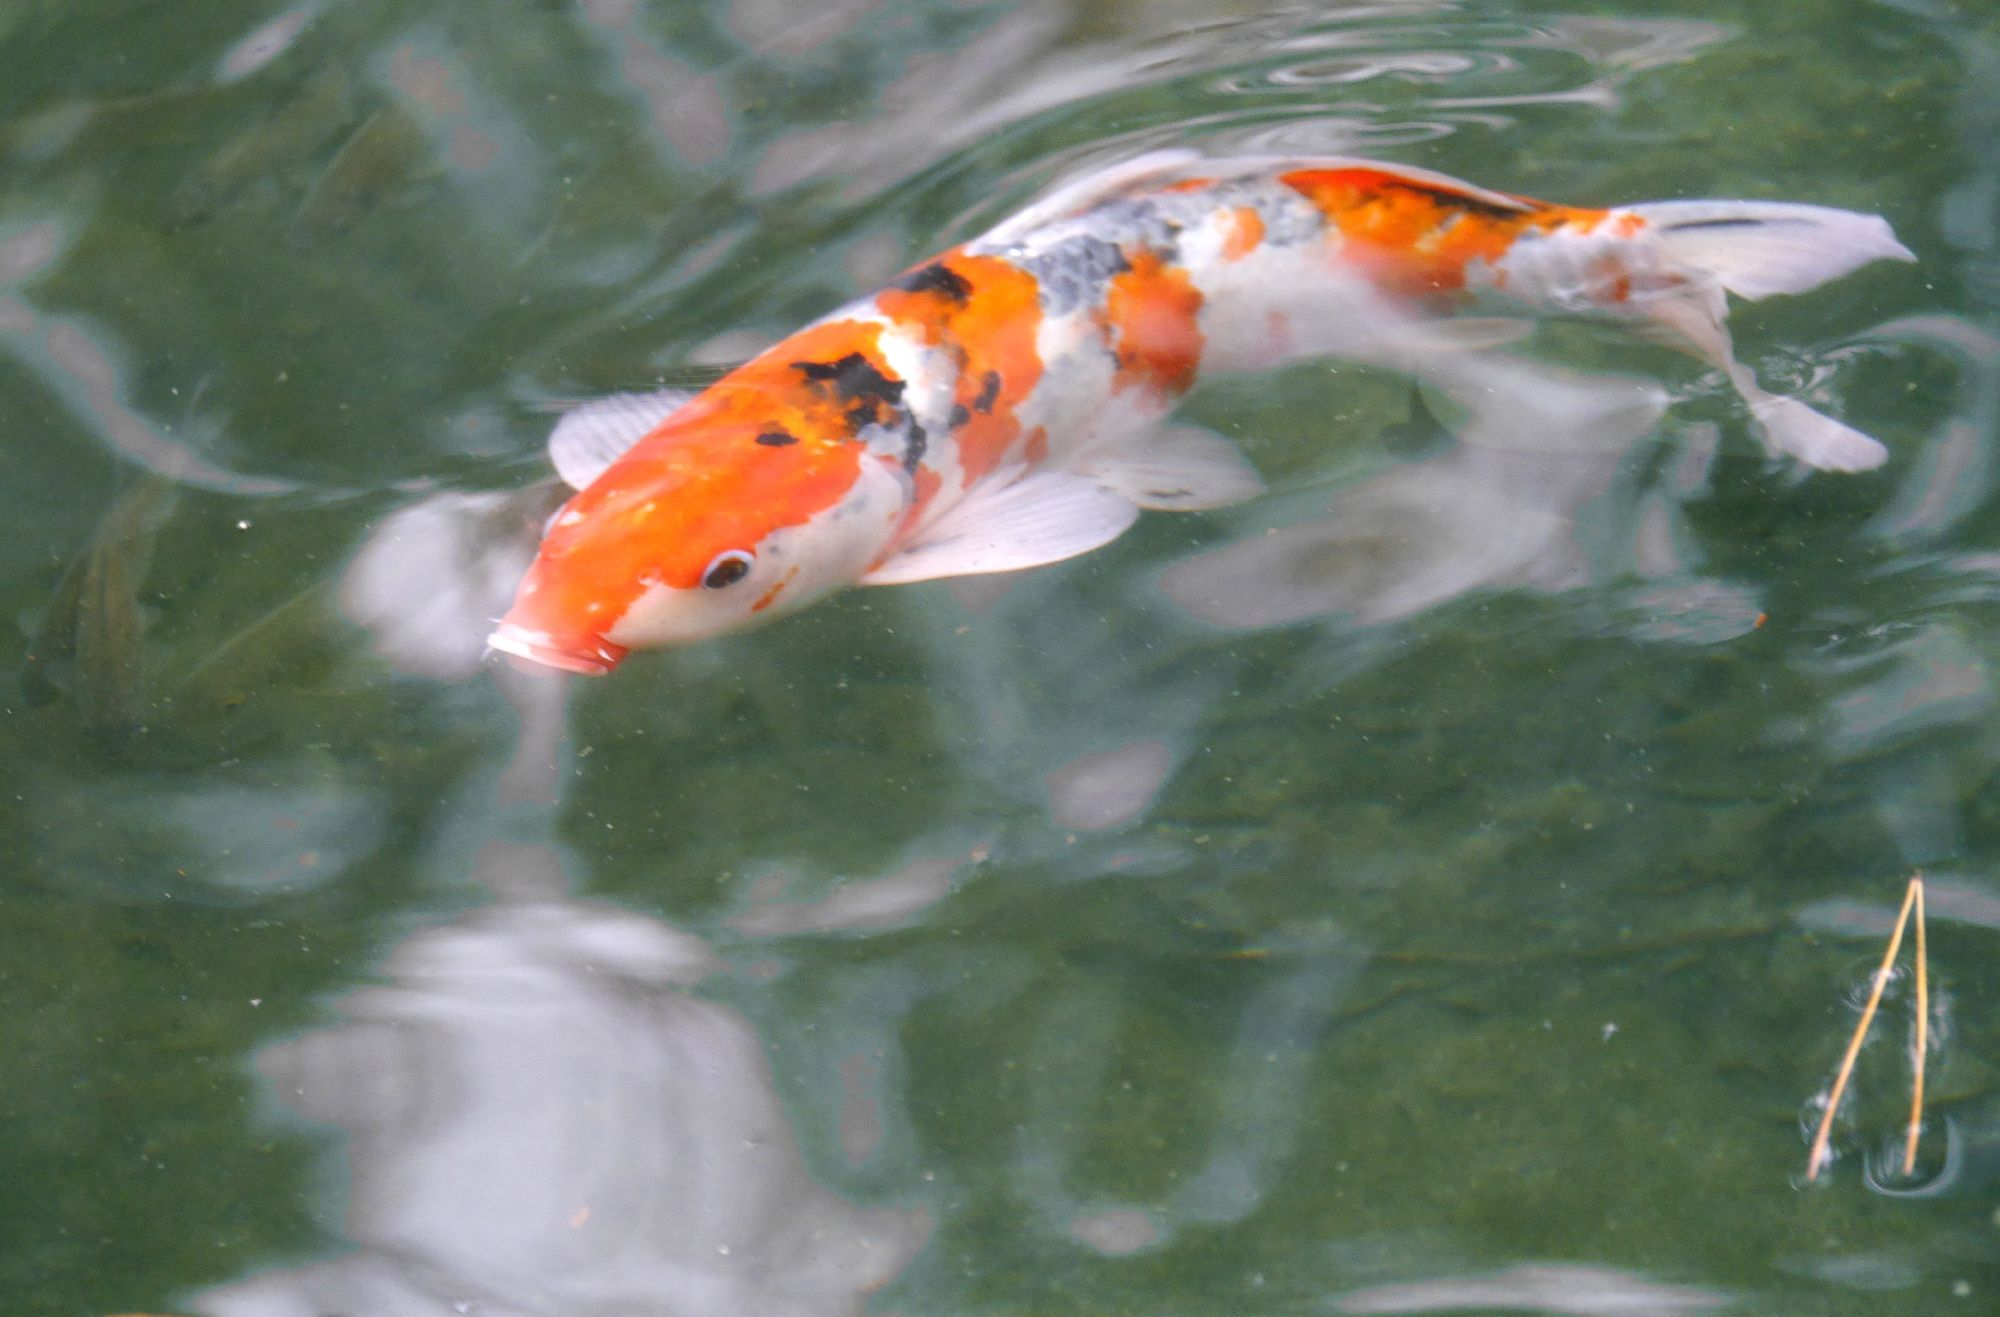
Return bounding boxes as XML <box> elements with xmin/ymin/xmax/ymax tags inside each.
<box><xmin>5</xmin><ymin>1</ymin><xmax>1998</xmax><ymax>1313</ymax></box>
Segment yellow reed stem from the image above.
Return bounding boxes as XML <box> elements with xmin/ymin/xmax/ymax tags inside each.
<box><xmin>1902</xmin><ymin>875</ymin><xmax>1927</xmax><ymax>1177</ymax></box>
<box><xmin>1806</xmin><ymin>875</ymin><xmax>1919</xmax><ymax>1182</ymax></box>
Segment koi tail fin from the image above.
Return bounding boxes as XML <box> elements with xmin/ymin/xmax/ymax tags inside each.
<box><xmin>1629</xmin><ymin>199</ymin><xmax>1914</xmax><ymax>300</ymax></box>
<box><xmin>1627</xmin><ymin>200</ymin><xmax>1913</xmax><ymax>472</ymax></box>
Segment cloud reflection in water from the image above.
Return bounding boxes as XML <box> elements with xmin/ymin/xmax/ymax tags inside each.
<box><xmin>190</xmin><ymin>659</ymin><xmax>930</xmax><ymax>1316</ymax></box>
<box><xmin>1162</xmin><ymin>356</ymin><xmax>1669</xmax><ymax>629</ymax></box>
<box><xmin>1333</xmin><ymin>1262</ymin><xmax>1728</xmax><ymax>1314</ymax></box>
<box><xmin>193</xmin><ymin>898</ymin><xmax>929</xmax><ymax>1317</ymax></box>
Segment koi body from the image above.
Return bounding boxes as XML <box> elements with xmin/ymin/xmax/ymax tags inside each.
<box><xmin>488</xmin><ymin>151</ymin><xmax>1912</xmax><ymax>674</ymax></box>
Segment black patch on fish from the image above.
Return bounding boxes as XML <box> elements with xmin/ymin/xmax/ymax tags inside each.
<box><xmin>1659</xmin><ymin>217</ymin><xmax>1781</xmax><ymax>231</ymax></box>
<box><xmin>755</xmin><ymin>429</ymin><xmax>799</xmax><ymax>446</ymax></box>
<box><xmin>1020</xmin><ymin>234</ymin><xmax>1130</xmax><ymax>314</ymax></box>
<box><xmin>972</xmin><ymin>370</ymin><xmax>1001</xmax><ymax>414</ymax></box>
<box><xmin>903</xmin><ymin>421</ymin><xmax>928</xmax><ymax>473</ymax></box>
<box><xmin>796</xmin><ymin>353</ymin><xmax>906</xmax><ymax>406</ymax></box>
<box><xmin>1090</xmin><ymin>198</ymin><xmax>1184</xmax><ymax>253</ymax></box>
<box><xmin>797</xmin><ymin>352</ymin><xmax>907</xmax><ymax>435</ymax></box>
<box><xmin>894</xmin><ymin>261</ymin><xmax>973</xmax><ymax>302</ymax></box>
<box><xmin>948</xmin><ymin>403</ymin><xmax>971</xmax><ymax>430</ymax></box>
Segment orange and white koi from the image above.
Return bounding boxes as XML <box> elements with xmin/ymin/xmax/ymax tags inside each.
<box><xmin>489</xmin><ymin>151</ymin><xmax>1913</xmax><ymax>674</ymax></box>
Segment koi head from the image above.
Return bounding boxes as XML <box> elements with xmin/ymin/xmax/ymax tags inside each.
<box><xmin>487</xmin><ymin>413</ymin><xmax>909</xmax><ymax>675</ymax></box>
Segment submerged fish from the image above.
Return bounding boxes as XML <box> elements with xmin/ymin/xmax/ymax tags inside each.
<box><xmin>22</xmin><ymin>475</ymin><xmax>178</xmax><ymax>732</ymax></box>
<box><xmin>486</xmin><ymin>150</ymin><xmax>1913</xmax><ymax>674</ymax></box>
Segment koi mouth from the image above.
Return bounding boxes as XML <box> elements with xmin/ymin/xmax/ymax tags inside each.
<box><xmin>485</xmin><ymin>622</ymin><xmax>628</xmax><ymax>676</ymax></box>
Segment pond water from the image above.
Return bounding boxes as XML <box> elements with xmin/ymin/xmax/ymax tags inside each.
<box><xmin>5</xmin><ymin>1</ymin><xmax>1999</xmax><ymax>1313</ymax></box>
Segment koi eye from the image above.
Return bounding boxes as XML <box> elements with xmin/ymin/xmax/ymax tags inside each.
<box><xmin>701</xmin><ymin>549</ymin><xmax>755</xmax><ymax>589</ymax></box>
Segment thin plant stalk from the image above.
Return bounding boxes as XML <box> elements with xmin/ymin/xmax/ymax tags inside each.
<box><xmin>1903</xmin><ymin>876</ymin><xmax>1927</xmax><ymax>1176</ymax></box>
<box><xmin>1806</xmin><ymin>875</ymin><xmax>1920</xmax><ymax>1182</ymax></box>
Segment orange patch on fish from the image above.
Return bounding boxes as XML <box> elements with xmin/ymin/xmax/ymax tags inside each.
<box><xmin>876</xmin><ymin>250</ymin><xmax>1045</xmax><ymax>485</ymax></box>
<box><xmin>1221</xmin><ymin>206</ymin><xmax>1265</xmax><ymax>261</ymax></box>
<box><xmin>1104</xmin><ymin>248</ymin><xmax>1206</xmax><ymax>397</ymax></box>
<box><xmin>751</xmin><ymin>564</ymin><xmax>801</xmax><ymax>613</ymax></box>
<box><xmin>1280</xmin><ymin>166</ymin><xmax>1581</xmax><ymax>298</ymax></box>
<box><xmin>1023</xmin><ymin>425</ymin><xmax>1049</xmax><ymax>464</ymax></box>
<box><xmin>876</xmin><ymin>246</ymin><xmax>976</xmax><ymax>345</ymax></box>
<box><xmin>873</xmin><ymin>464</ymin><xmax>945</xmax><ymax>575</ymax></box>
<box><xmin>895</xmin><ymin>462</ymin><xmax>944</xmax><ymax>538</ymax></box>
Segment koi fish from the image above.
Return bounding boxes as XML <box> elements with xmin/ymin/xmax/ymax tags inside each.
<box><xmin>487</xmin><ymin>151</ymin><xmax>1913</xmax><ymax>674</ymax></box>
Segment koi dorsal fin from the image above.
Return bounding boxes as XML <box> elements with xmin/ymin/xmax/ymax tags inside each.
<box><xmin>1278</xmin><ymin>157</ymin><xmax>1539</xmax><ymax>215</ymax></box>
<box><xmin>980</xmin><ymin>150</ymin><xmax>1206</xmax><ymax>245</ymax></box>
<box><xmin>546</xmin><ymin>388</ymin><xmax>697</xmax><ymax>490</ymax></box>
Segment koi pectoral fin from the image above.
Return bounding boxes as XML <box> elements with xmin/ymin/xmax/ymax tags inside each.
<box><xmin>1074</xmin><ymin>424</ymin><xmax>1266</xmax><ymax>511</ymax></box>
<box><xmin>1743</xmin><ymin>393</ymin><xmax>1890</xmax><ymax>473</ymax></box>
<box><xmin>545</xmin><ymin>388</ymin><xmax>699</xmax><ymax>490</ymax></box>
<box><xmin>1645</xmin><ymin>293</ymin><xmax>1888</xmax><ymax>473</ymax></box>
<box><xmin>858</xmin><ymin>469</ymin><xmax>1139</xmax><ymax>586</ymax></box>
<box><xmin>1616</xmin><ymin>198</ymin><xmax>1908</xmax><ymax>472</ymax></box>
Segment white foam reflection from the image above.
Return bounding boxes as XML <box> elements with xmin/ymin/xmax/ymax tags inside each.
<box><xmin>190</xmin><ymin>657</ymin><xmax>930</xmax><ymax>1316</ymax></box>
<box><xmin>1507</xmin><ymin>16</ymin><xmax>1732</xmax><ymax>74</ymax></box>
<box><xmin>1068</xmin><ymin>1207</ymin><xmax>1161</xmax><ymax>1256</ymax></box>
<box><xmin>340</xmin><ymin>482</ymin><xmax>566</xmax><ymax>680</ymax></box>
<box><xmin>1799</xmin><ymin>873</ymin><xmax>2000</xmax><ymax>935</ymax></box>
<box><xmin>0</xmin><ymin>297</ymin><xmax>295</xmax><ymax>495</ymax></box>
<box><xmin>1333</xmin><ymin>1263</ymin><xmax>1730</xmax><ymax>1314</ymax></box>
<box><xmin>1162</xmin><ymin>359</ymin><xmax>1667</xmax><ymax>629</ymax></box>
<box><xmin>1045</xmin><ymin>739</ymin><xmax>1174</xmax><ymax>832</ymax></box>
<box><xmin>194</xmin><ymin>898</ymin><xmax>928</xmax><ymax>1317</ymax></box>
<box><xmin>1005</xmin><ymin>924</ymin><xmax>1365</xmax><ymax>1253</ymax></box>
<box><xmin>1865</xmin><ymin>315</ymin><xmax>2000</xmax><ymax>539</ymax></box>
<box><xmin>740</xmin><ymin>6</ymin><xmax>1734</xmax><ymax>210</ymax></box>
<box><xmin>1824</xmin><ymin>622</ymin><xmax>1992</xmax><ymax>757</ymax></box>
<box><xmin>578</xmin><ymin>5</ymin><xmax>732</xmax><ymax>169</ymax></box>
<box><xmin>29</xmin><ymin>764</ymin><xmax>385</xmax><ymax>900</ymax></box>
<box><xmin>1774</xmin><ymin>1250</ymin><xmax>1922</xmax><ymax>1294</ymax></box>
<box><xmin>727</xmin><ymin>849</ymin><xmax>974</xmax><ymax>937</ymax></box>
<box><xmin>215</xmin><ymin>6</ymin><xmax>319</xmax><ymax>85</ymax></box>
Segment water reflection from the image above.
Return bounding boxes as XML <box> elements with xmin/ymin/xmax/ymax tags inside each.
<box><xmin>341</xmin><ymin>483</ymin><xmax>567</xmax><ymax>680</ymax></box>
<box><xmin>1333</xmin><ymin>1263</ymin><xmax>1729</xmax><ymax>1314</ymax></box>
<box><xmin>1045</xmin><ymin>739</ymin><xmax>1173</xmax><ymax>832</ymax></box>
<box><xmin>741</xmin><ymin>4</ymin><xmax>1738</xmax><ymax>208</ymax></box>
<box><xmin>1866</xmin><ymin>315</ymin><xmax>2000</xmax><ymax>539</ymax></box>
<box><xmin>1161</xmin><ymin>359</ymin><xmax>1667</xmax><ymax>628</ymax></box>
<box><xmin>6</xmin><ymin>2</ymin><xmax>1999</xmax><ymax>1314</ymax></box>
<box><xmin>214</xmin><ymin>7</ymin><xmax>321</xmax><ymax>87</ymax></box>
<box><xmin>187</xmin><ymin>664</ymin><xmax>930</xmax><ymax>1315</ymax></box>
<box><xmin>196</xmin><ymin>897</ymin><xmax>928</xmax><ymax>1316</ymax></box>
<box><xmin>0</xmin><ymin>235</ymin><xmax>293</xmax><ymax>495</ymax></box>
<box><xmin>727</xmin><ymin>849</ymin><xmax>972</xmax><ymax>937</ymax></box>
